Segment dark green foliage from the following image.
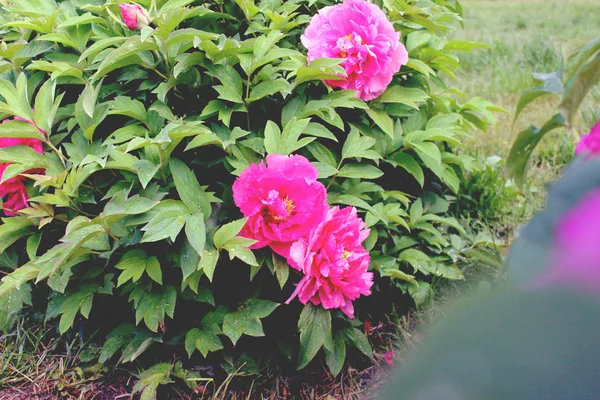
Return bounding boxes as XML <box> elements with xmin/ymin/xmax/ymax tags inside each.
<box><xmin>0</xmin><ymin>0</ymin><xmax>496</xmax><ymax>388</ymax></box>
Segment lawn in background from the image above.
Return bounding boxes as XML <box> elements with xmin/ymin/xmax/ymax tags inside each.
<box><xmin>455</xmin><ymin>0</ymin><xmax>600</xmax><ymax>228</ymax></box>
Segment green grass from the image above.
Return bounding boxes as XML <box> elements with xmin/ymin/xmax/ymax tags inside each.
<box><xmin>454</xmin><ymin>0</ymin><xmax>600</xmax><ymax>225</ymax></box>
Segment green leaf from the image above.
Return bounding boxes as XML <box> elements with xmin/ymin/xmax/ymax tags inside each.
<box><xmin>0</xmin><ymin>216</ymin><xmax>35</xmax><ymax>253</ymax></box>
<box><xmin>169</xmin><ymin>158</ymin><xmax>211</xmax><ymax>217</ymax></box>
<box><xmin>273</xmin><ymin>254</ymin><xmax>289</xmax><ymax>289</ymax></box>
<box><xmin>247</xmin><ymin>80</ymin><xmax>287</xmax><ymax>103</ymax></box>
<box><xmin>199</xmin><ymin>249</ymin><xmax>219</xmax><ymax>282</ymax></box>
<box><xmin>33</xmin><ymin>78</ymin><xmax>57</xmax><ymax>134</ymax></box>
<box><xmin>297</xmin><ymin>303</ymin><xmax>333</xmax><ymax>370</ymax></box>
<box><xmin>141</xmin><ymin>209</ymin><xmax>187</xmax><ymax>243</ymax></box>
<box><xmin>109</xmin><ymin>97</ymin><xmax>148</xmax><ymax>122</ymax></box>
<box><xmin>222</xmin><ymin>299</ymin><xmax>279</xmax><ymax>345</ymax></box>
<box><xmin>81</xmin><ymin>82</ymin><xmax>98</xmax><ymax>118</ymax></box>
<box><xmin>132</xmin><ymin>363</ymin><xmax>173</xmax><ymax>400</ymax></box>
<box><xmin>559</xmin><ymin>53</ymin><xmax>600</xmax><ymax>123</ymax></box>
<box><xmin>506</xmin><ymin>114</ymin><xmax>566</xmax><ymax>187</ymax></box>
<box><xmin>59</xmin><ymin>286</ymin><xmax>97</xmax><ymax>334</ymax></box>
<box><xmin>99</xmin><ymin>324</ymin><xmax>136</xmax><ymax>363</ymax></box>
<box><xmin>224</xmin><ymin>237</ymin><xmax>259</xmax><ymax>266</ymax></box>
<box><xmin>115</xmin><ymin>250</ymin><xmax>162</xmax><ymax>286</ymax></box>
<box><xmin>134</xmin><ymin>160</ymin><xmax>160</xmax><ymax>189</ymax></box>
<box><xmin>515</xmin><ymin>72</ymin><xmax>563</xmax><ymax>121</ymax></box>
<box><xmin>93</xmin><ymin>36</ymin><xmax>158</xmax><ymax>80</ymax></box>
<box><xmin>213</xmin><ymin>218</ymin><xmax>247</xmax><ymax>249</ymax></box>
<box><xmin>342</xmin><ymin>127</ymin><xmax>379</xmax><ymax>160</ymax></box>
<box><xmin>185</xmin><ymin>326</ymin><xmax>224</xmax><ymax>357</ymax></box>
<box><xmin>133</xmin><ymin>286</ymin><xmax>177</xmax><ymax>332</ymax></box>
<box><xmin>325</xmin><ymin>331</ymin><xmax>346</xmax><ymax>377</ymax></box>
<box><xmin>337</xmin><ymin>164</ymin><xmax>383</xmax><ymax>179</ymax></box>
<box><xmin>366</xmin><ymin>108</ymin><xmax>395</xmax><ymax>138</ymax></box>
<box><xmin>0</xmin><ymin>120</ymin><xmax>45</xmax><ymax>140</ymax></box>
<box><xmin>379</xmin><ymin>86</ymin><xmax>429</xmax><ymax>109</ymax></box>
<box><xmin>184</xmin><ymin>212</ymin><xmax>206</xmax><ymax>255</ymax></box>
<box><xmin>389</xmin><ymin>152</ymin><xmax>425</xmax><ymax>187</ymax></box>
<box><xmin>342</xmin><ymin>327</ymin><xmax>373</xmax><ymax>360</ymax></box>
<box><xmin>0</xmin><ymin>287</ymin><xmax>30</xmax><ymax>333</ymax></box>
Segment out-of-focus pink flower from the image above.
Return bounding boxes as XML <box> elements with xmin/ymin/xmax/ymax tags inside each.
<box><xmin>384</xmin><ymin>351</ymin><xmax>394</xmax><ymax>366</ymax></box>
<box><xmin>119</xmin><ymin>3</ymin><xmax>150</xmax><ymax>30</ymax></box>
<box><xmin>286</xmin><ymin>206</ymin><xmax>373</xmax><ymax>318</ymax></box>
<box><xmin>0</xmin><ymin>117</ymin><xmax>45</xmax><ymax>216</ymax></box>
<box><xmin>576</xmin><ymin>121</ymin><xmax>600</xmax><ymax>156</ymax></box>
<box><xmin>301</xmin><ymin>0</ymin><xmax>408</xmax><ymax>101</ymax></box>
<box><xmin>232</xmin><ymin>154</ymin><xmax>328</xmax><ymax>258</ymax></box>
<box><xmin>532</xmin><ymin>188</ymin><xmax>600</xmax><ymax>293</ymax></box>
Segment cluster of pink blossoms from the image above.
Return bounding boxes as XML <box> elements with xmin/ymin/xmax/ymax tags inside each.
<box><xmin>233</xmin><ymin>154</ymin><xmax>373</xmax><ymax>318</ymax></box>
<box><xmin>0</xmin><ymin>116</ymin><xmax>45</xmax><ymax>216</ymax></box>
<box><xmin>302</xmin><ymin>0</ymin><xmax>408</xmax><ymax>101</ymax></box>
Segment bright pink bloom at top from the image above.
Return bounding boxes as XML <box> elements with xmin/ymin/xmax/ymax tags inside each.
<box><xmin>302</xmin><ymin>0</ymin><xmax>408</xmax><ymax>101</ymax></box>
<box><xmin>119</xmin><ymin>3</ymin><xmax>150</xmax><ymax>30</ymax></box>
<box><xmin>0</xmin><ymin>117</ymin><xmax>45</xmax><ymax>216</ymax></box>
<box><xmin>532</xmin><ymin>188</ymin><xmax>600</xmax><ymax>293</ymax></box>
<box><xmin>233</xmin><ymin>154</ymin><xmax>328</xmax><ymax>258</ymax></box>
<box><xmin>576</xmin><ymin>121</ymin><xmax>600</xmax><ymax>156</ymax></box>
<box><xmin>286</xmin><ymin>206</ymin><xmax>373</xmax><ymax>318</ymax></box>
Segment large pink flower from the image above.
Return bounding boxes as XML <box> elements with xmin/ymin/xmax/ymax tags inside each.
<box><xmin>302</xmin><ymin>0</ymin><xmax>408</xmax><ymax>101</ymax></box>
<box><xmin>532</xmin><ymin>188</ymin><xmax>600</xmax><ymax>293</ymax></box>
<box><xmin>0</xmin><ymin>117</ymin><xmax>45</xmax><ymax>216</ymax></box>
<box><xmin>286</xmin><ymin>206</ymin><xmax>373</xmax><ymax>318</ymax></box>
<box><xmin>576</xmin><ymin>121</ymin><xmax>600</xmax><ymax>156</ymax></box>
<box><xmin>119</xmin><ymin>3</ymin><xmax>150</xmax><ymax>30</ymax></box>
<box><xmin>232</xmin><ymin>154</ymin><xmax>329</xmax><ymax>258</ymax></box>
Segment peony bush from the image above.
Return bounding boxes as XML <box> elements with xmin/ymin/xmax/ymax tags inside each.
<box><xmin>0</xmin><ymin>0</ymin><xmax>497</xmax><ymax>393</ymax></box>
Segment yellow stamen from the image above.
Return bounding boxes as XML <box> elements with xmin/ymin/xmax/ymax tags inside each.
<box><xmin>272</xmin><ymin>197</ymin><xmax>295</xmax><ymax>221</ymax></box>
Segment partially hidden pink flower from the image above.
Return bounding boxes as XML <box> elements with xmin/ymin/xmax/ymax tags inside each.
<box><xmin>232</xmin><ymin>154</ymin><xmax>329</xmax><ymax>258</ymax></box>
<box><xmin>286</xmin><ymin>206</ymin><xmax>373</xmax><ymax>318</ymax></box>
<box><xmin>384</xmin><ymin>351</ymin><xmax>394</xmax><ymax>366</ymax></box>
<box><xmin>531</xmin><ymin>188</ymin><xmax>600</xmax><ymax>293</ymax></box>
<box><xmin>576</xmin><ymin>121</ymin><xmax>600</xmax><ymax>156</ymax></box>
<box><xmin>301</xmin><ymin>0</ymin><xmax>408</xmax><ymax>101</ymax></box>
<box><xmin>0</xmin><ymin>117</ymin><xmax>45</xmax><ymax>216</ymax></box>
<box><xmin>119</xmin><ymin>3</ymin><xmax>150</xmax><ymax>30</ymax></box>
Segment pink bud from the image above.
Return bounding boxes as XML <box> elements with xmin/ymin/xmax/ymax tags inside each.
<box><xmin>119</xmin><ymin>3</ymin><xmax>150</xmax><ymax>30</ymax></box>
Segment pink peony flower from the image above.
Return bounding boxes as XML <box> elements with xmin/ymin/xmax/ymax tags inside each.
<box><xmin>232</xmin><ymin>154</ymin><xmax>329</xmax><ymax>258</ymax></box>
<box><xmin>301</xmin><ymin>0</ymin><xmax>408</xmax><ymax>101</ymax></box>
<box><xmin>0</xmin><ymin>117</ymin><xmax>45</xmax><ymax>216</ymax></box>
<box><xmin>286</xmin><ymin>206</ymin><xmax>373</xmax><ymax>318</ymax></box>
<box><xmin>119</xmin><ymin>3</ymin><xmax>150</xmax><ymax>30</ymax></box>
<box><xmin>532</xmin><ymin>188</ymin><xmax>600</xmax><ymax>293</ymax></box>
<box><xmin>576</xmin><ymin>121</ymin><xmax>600</xmax><ymax>156</ymax></box>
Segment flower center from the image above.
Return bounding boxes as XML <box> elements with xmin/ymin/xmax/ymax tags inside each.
<box><xmin>272</xmin><ymin>197</ymin><xmax>295</xmax><ymax>221</ymax></box>
<box><xmin>262</xmin><ymin>190</ymin><xmax>295</xmax><ymax>222</ymax></box>
<box><xmin>342</xmin><ymin>250</ymin><xmax>352</xmax><ymax>259</ymax></box>
<box><xmin>337</xmin><ymin>33</ymin><xmax>365</xmax><ymax>58</ymax></box>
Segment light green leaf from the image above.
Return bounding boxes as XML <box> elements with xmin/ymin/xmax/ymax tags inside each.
<box><xmin>379</xmin><ymin>86</ymin><xmax>429</xmax><ymax>109</ymax></box>
<box><xmin>222</xmin><ymin>299</ymin><xmax>279</xmax><ymax>345</ymax></box>
<box><xmin>184</xmin><ymin>212</ymin><xmax>206</xmax><ymax>255</ymax></box>
<box><xmin>213</xmin><ymin>218</ymin><xmax>247</xmax><ymax>249</ymax></box>
<box><xmin>366</xmin><ymin>108</ymin><xmax>395</xmax><ymax>138</ymax></box>
<box><xmin>169</xmin><ymin>158</ymin><xmax>212</xmax><ymax>217</ymax></box>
